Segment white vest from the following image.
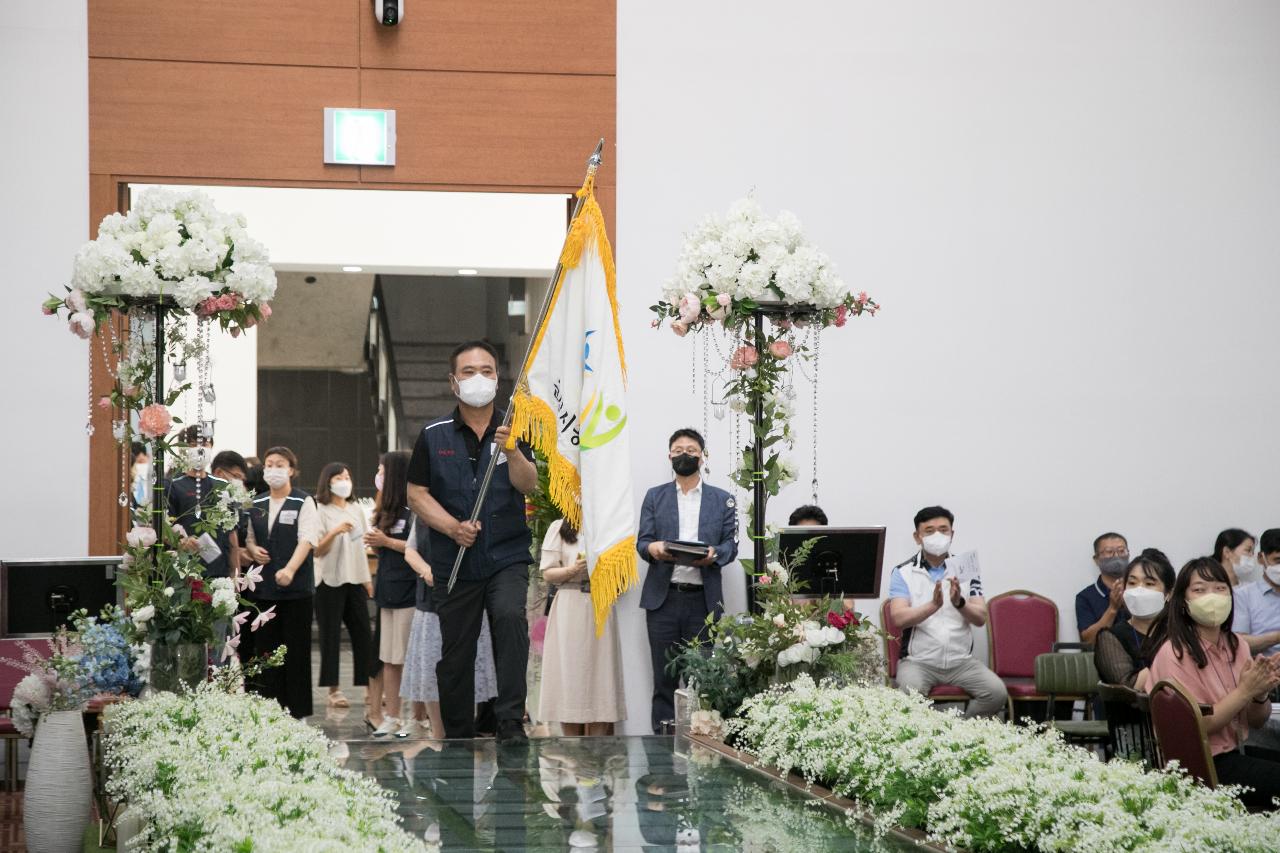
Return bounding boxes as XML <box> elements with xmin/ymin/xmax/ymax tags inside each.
<box><xmin>898</xmin><ymin>554</ymin><xmax>975</xmax><ymax>668</ymax></box>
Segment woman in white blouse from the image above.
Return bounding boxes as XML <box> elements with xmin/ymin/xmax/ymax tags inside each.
<box><xmin>313</xmin><ymin>461</ymin><xmax>374</xmax><ymax>709</ymax></box>
<box><xmin>537</xmin><ymin>519</ymin><xmax>626</xmax><ymax>735</ymax></box>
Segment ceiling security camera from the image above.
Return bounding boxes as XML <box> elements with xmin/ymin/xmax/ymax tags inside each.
<box><xmin>374</xmin><ymin>0</ymin><xmax>404</xmax><ymax>26</ymax></box>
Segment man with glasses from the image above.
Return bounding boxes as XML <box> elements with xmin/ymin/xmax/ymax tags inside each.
<box><xmin>1075</xmin><ymin>532</ymin><xmax>1130</xmax><ymax>645</ymax></box>
<box><xmin>637</xmin><ymin>428</ymin><xmax>738</xmax><ymax>733</ymax></box>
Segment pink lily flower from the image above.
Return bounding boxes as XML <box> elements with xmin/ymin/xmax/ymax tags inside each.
<box><xmin>237</xmin><ymin>564</ymin><xmax>263</xmax><ymax>593</ymax></box>
<box><xmin>221</xmin><ymin>633</ymin><xmax>241</xmax><ymax>662</ymax></box>
<box><xmin>251</xmin><ymin>605</ymin><xmax>277</xmax><ymax>632</ymax></box>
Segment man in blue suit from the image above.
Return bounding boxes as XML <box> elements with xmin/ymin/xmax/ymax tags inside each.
<box><xmin>637</xmin><ymin>428</ymin><xmax>738</xmax><ymax>733</ymax></box>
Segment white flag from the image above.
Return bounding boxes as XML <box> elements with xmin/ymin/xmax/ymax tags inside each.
<box><xmin>512</xmin><ymin>176</ymin><xmax>636</xmax><ymax>633</ymax></box>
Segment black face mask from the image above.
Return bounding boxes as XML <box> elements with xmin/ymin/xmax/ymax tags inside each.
<box><xmin>671</xmin><ymin>453</ymin><xmax>700</xmax><ymax>477</ymax></box>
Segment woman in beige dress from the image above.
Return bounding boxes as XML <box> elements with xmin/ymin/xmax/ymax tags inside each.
<box><xmin>537</xmin><ymin>518</ymin><xmax>626</xmax><ymax>735</ymax></box>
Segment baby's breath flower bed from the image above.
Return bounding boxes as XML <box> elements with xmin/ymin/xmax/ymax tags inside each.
<box><xmin>103</xmin><ymin>687</ymin><xmax>425</xmax><ymax>852</ymax></box>
<box><xmin>726</xmin><ymin>676</ymin><xmax>1280</xmax><ymax>852</ymax></box>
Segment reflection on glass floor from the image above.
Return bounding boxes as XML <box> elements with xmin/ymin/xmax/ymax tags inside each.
<box><xmin>314</xmin><ymin>720</ymin><xmax>915</xmax><ymax>852</ymax></box>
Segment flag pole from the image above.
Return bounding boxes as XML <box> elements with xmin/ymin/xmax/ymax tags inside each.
<box><xmin>445</xmin><ymin>138</ymin><xmax>605</xmax><ymax>593</ymax></box>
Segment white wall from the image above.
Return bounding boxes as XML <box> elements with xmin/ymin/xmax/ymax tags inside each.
<box><xmin>0</xmin><ymin>5</ymin><xmax>89</xmax><ymax>558</ymax></box>
<box><xmin>616</xmin><ymin>2</ymin><xmax>1280</xmax><ymax>733</ymax></box>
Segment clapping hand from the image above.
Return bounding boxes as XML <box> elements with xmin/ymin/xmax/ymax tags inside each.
<box><xmin>931</xmin><ymin>581</ymin><xmax>945</xmax><ymax>610</ymax></box>
<box><xmin>948</xmin><ymin>576</ymin><xmax>965</xmax><ymax>609</ymax></box>
<box><xmin>1107</xmin><ymin>581</ymin><xmax>1125</xmax><ymax>612</ymax></box>
<box><xmin>1241</xmin><ymin>655</ymin><xmax>1280</xmax><ymax>700</ymax></box>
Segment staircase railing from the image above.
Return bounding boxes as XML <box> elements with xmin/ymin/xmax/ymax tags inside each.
<box><xmin>365</xmin><ymin>277</ymin><xmax>406</xmax><ymax>453</ymax></box>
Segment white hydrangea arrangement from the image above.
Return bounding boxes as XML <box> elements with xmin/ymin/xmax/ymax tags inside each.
<box><xmin>728</xmin><ymin>676</ymin><xmax>1280</xmax><ymax>852</ymax></box>
<box><xmin>103</xmin><ymin>686</ymin><xmax>426</xmax><ymax>852</ymax></box>
<box><xmin>43</xmin><ymin>187</ymin><xmax>276</xmax><ymax>338</ymax></box>
<box><xmin>651</xmin><ymin>195</ymin><xmax>877</xmax><ymax>334</ymax></box>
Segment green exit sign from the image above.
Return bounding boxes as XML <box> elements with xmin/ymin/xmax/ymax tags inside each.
<box><xmin>324</xmin><ymin>108</ymin><xmax>396</xmax><ymax>166</ymax></box>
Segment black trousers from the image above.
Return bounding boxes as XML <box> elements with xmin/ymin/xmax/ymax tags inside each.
<box><xmin>249</xmin><ymin>596</ymin><xmax>314</xmax><ymax>719</ymax></box>
<box><xmin>435</xmin><ymin>563</ymin><xmax>529</xmax><ymax>738</ymax></box>
<box><xmin>646</xmin><ymin>587</ymin><xmax>710</xmax><ymax>734</ymax></box>
<box><xmin>316</xmin><ymin>582</ymin><xmax>372</xmax><ymax>688</ymax></box>
<box><xmin>1214</xmin><ymin>750</ymin><xmax>1280</xmax><ymax>812</ymax></box>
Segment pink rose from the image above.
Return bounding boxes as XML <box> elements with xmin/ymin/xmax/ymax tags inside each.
<box><xmin>768</xmin><ymin>340</ymin><xmax>793</xmax><ymax>359</ymax></box>
<box><xmin>216</xmin><ymin>293</ymin><xmax>239</xmax><ymax>311</ymax></box>
<box><xmin>672</xmin><ymin>321</ymin><xmax>689</xmax><ymax>338</ymax></box>
<box><xmin>243</xmin><ymin>315</ymin><xmax>257</xmax><ymax>329</ymax></box>
<box><xmin>69</xmin><ymin>311</ymin><xmax>95</xmax><ymax>339</ymax></box>
<box><xmin>125</xmin><ymin>525</ymin><xmax>157</xmax><ymax>548</ymax></box>
<box><xmin>66</xmin><ymin>289</ymin><xmax>88</xmax><ymax>313</ymax></box>
<box><xmin>730</xmin><ymin>345</ymin><xmax>758</xmax><ymax>371</ymax></box>
<box><xmin>857</xmin><ymin>291</ymin><xmax>869</xmax><ymax>305</ymax></box>
<box><xmin>834</xmin><ymin>304</ymin><xmax>848</xmax><ymax>328</ymax></box>
<box><xmin>41</xmin><ymin>304</ymin><xmax>55</xmax><ymax>316</ymax></box>
<box><xmin>758</xmin><ymin>574</ymin><xmax>771</xmax><ymax>585</ymax></box>
<box><xmin>259</xmin><ymin>303</ymin><xmax>272</xmax><ymax>319</ymax></box>
<box><xmin>97</xmin><ymin>396</ymin><xmax>112</xmax><ymax>410</ymax></box>
<box><xmin>195</xmin><ymin>297</ymin><xmax>219</xmax><ymax>317</ymax></box>
<box><xmin>137</xmin><ymin>403</ymin><xmax>172</xmax><ymax>439</ymax></box>
<box><xmin>677</xmin><ymin>293</ymin><xmax>702</xmax><ymax>324</ymax></box>
<box><xmin>650</xmin><ymin>319</ymin><xmax>660</xmax><ymax>328</ymax></box>
<box><xmin>716</xmin><ymin>293</ymin><xmax>732</xmax><ymax>307</ymax></box>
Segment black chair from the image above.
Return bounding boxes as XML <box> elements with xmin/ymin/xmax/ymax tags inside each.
<box><xmin>1098</xmin><ymin>682</ymin><xmax>1157</xmax><ymax>767</ymax></box>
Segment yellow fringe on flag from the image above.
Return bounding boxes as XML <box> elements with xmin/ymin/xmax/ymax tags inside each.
<box><xmin>590</xmin><ymin>536</ymin><xmax>638</xmax><ymax>637</ymax></box>
<box><xmin>509</xmin><ymin>387</ymin><xmax>583</xmax><ymax>530</ymax></box>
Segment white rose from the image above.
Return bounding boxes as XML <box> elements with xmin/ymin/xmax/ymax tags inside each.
<box><xmin>65</xmin><ymin>289</ymin><xmax>88</xmax><ymax>313</ymax></box>
<box><xmin>69</xmin><ymin>311</ymin><xmax>96</xmax><ymax>338</ymax></box>
<box><xmin>822</xmin><ymin>626</ymin><xmax>845</xmax><ymax>646</ymax></box>
<box><xmin>131</xmin><ymin>604</ymin><xmax>156</xmax><ymax>625</ymax></box>
<box><xmin>772</xmin><ymin>613</ymin><xmax>787</xmax><ymax>628</ymax></box>
<box><xmin>163</xmin><ymin>586</ymin><xmax>174</xmax><ymax>598</ymax></box>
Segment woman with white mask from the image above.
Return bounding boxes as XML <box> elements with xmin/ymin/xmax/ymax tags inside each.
<box><xmin>313</xmin><ymin>461</ymin><xmax>374</xmax><ymax>709</ymax></box>
<box><xmin>1148</xmin><ymin>557</ymin><xmax>1280</xmax><ymax>811</ymax></box>
<box><xmin>1095</xmin><ymin>549</ymin><xmax>1176</xmax><ymax>688</ymax></box>
<box><xmin>1213</xmin><ymin>528</ymin><xmax>1259</xmax><ymax>586</ymax></box>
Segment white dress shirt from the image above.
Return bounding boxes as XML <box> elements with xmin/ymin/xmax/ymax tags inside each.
<box><xmin>671</xmin><ymin>480</ymin><xmax>703</xmax><ymax>585</ymax></box>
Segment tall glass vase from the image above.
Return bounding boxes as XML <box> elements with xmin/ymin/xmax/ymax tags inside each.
<box><xmin>149</xmin><ymin>643</ymin><xmax>208</xmax><ymax>693</ymax></box>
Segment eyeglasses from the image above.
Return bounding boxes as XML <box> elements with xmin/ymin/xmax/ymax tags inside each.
<box><xmin>1097</xmin><ymin>548</ymin><xmax>1130</xmax><ymax>559</ymax></box>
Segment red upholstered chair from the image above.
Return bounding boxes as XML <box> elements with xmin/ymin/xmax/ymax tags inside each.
<box><xmin>1149</xmin><ymin>679</ymin><xmax>1218</xmax><ymax>787</ymax></box>
<box><xmin>880</xmin><ymin>599</ymin><xmax>971</xmax><ymax>705</ymax></box>
<box><xmin>0</xmin><ymin>638</ymin><xmax>52</xmax><ymax>791</ymax></box>
<box><xmin>986</xmin><ymin>590</ymin><xmax>1060</xmax><ymax>719</ymax></box>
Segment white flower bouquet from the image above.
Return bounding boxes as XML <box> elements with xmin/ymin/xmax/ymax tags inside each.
<box><xmin>103</xmin><ymin>686</ymin><xmax>425</xmax><ymax>852</ymax></box>
<box><xmin>729</xmin><ymin>676</ymin><xmax>1280</xmax><ymax>852</ymax></box>
<box><xmin>651</xmin><ymin>196</ymin><xmax>878</xmax><ymax>334</ymax></box>
<box><xmin>42</xmin><ymin>187</ymin><xmax>275</xmax><ymax>338</ymax></box>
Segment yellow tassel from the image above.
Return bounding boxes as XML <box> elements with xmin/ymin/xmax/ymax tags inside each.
<box><xmin>511</xmin><ymin>388</ymin><xmax>582</xmax><ymax>529</ymax></box>
<box><xmin>590</xmin><ymin>537</ymin><xmax>638</xmax><ymax>637</ymax></box>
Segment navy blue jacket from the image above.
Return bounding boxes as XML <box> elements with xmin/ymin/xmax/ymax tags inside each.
<box><xmin>636</xmin><ymin>480</ymin><xmax>738</xmax><ymax>616</ymax></box>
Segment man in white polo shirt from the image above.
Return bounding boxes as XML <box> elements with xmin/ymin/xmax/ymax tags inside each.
<box><xmin>887</xmin><ymin>505</ymin><xmax>1007</xmax><ymax>717</ymax></box>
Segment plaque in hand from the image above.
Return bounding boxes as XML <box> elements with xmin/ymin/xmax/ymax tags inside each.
<box><xmin>666</xmin><ymin>540</ymin><xmax>711</xmax><ymax>566</ymax></box>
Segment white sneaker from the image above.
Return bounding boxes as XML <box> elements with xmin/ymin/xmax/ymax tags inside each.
<box><xmin>396</xmin><ymin>718</ymin><xmax>420</xmax><ymax>738</ymax></box>
<box><xmin>372</xmin><ymin>717</ymin><xmax>401</xmax><ymax>737</ymax></box>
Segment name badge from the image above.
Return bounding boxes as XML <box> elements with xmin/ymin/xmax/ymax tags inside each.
<box><xmin>391</xmin><ymin>519</ymin><xmax>406</xmax><ymax>535</ymax></box>
<box><xmin>490</xmin><ymin>442</ymin><xmax>507</xmax><ymax>466</ymax></box>
<box><xmin>278</xmin><ymin>509</ymin><xmax>299</xmax><ymax>526</ymax></box>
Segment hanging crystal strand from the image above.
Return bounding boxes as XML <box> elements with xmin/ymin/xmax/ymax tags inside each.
<box><xmin>701</xmin><ymin>334</ymin><xmax>710</xmax><ymax>474</ymax></box>
<box><xmin>811</xmin><ymin>327</ymin><xmax>821</xmax><ymax>504</ymax></box>
<box><xmin>118</xmin><ymin>433</ymin><xmax>130</xmax><ymax>507</ymax></box>
<box><xmin>85</xmin><ymin>338</ymin><xmax>96</xmax><ymax>437</ymax></box>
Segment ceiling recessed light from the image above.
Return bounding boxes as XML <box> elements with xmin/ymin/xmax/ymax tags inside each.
<box><xmin>457</xmin><ymin>268</ymin><xmax>478</xmax><ymax>276</ymax></box>
<box><xmin>342</xmin><ymin>265</ymin><xmax>363</xmax><ymax>273</ymax></box>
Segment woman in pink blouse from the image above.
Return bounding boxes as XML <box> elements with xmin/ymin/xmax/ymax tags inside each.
<box><xmin>1148</xmin><ymin>557</ymin><xmax>1280</xmax><ymax>811</ymax></box>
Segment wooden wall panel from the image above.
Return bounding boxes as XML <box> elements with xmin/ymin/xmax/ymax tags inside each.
<box><xmin>91</xmin><ymin>59</ymin><xmax>360</xmax><ymax>182</ymax></box>
<box><xmin>89</xmin><ymin>0</ymin><xmax>360</xmax><ymax>67</ymax></box>
<box><xmin>360</xmin><ymin>0</ymin><xmax>615</xmax><ymax>75</ymax></box>
<box><xmin>359</xmin><ymin>69</ymin><xmax>615</xmax><ymax>188</ymax></box>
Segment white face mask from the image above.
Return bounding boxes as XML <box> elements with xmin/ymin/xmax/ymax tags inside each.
<box><xmin>329</xmin><ymin>479</ymin><xmax>353</xmax><ymax>499</ymax></box>
<box><xmin>262</xmin><ymin>467</ymin><xmax>291</xmax><ymax>490</ymax></box>
<box><xmin>921</xmin><ymin>531</ymin><xmax>952</xmax><ymax>557</ymax></box>
<box><xmin>1122</xmin><ymin>586</ymin><xmax>1165</xmax><ymax>619</ymax></box>
<box><xmin>455</xmin><ymin>374</ymin><xmax>497</xmax><ymax>408</ymax></box>
<box><xmin>1264</xmin><ymin>564</ymin><xmax>1280</xmax><ymax>587</ymax></box>
<box><xmin>1234</xmin><ymin>555</ymin><xmax>1262</xmax><ymax>585</ymax></box>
